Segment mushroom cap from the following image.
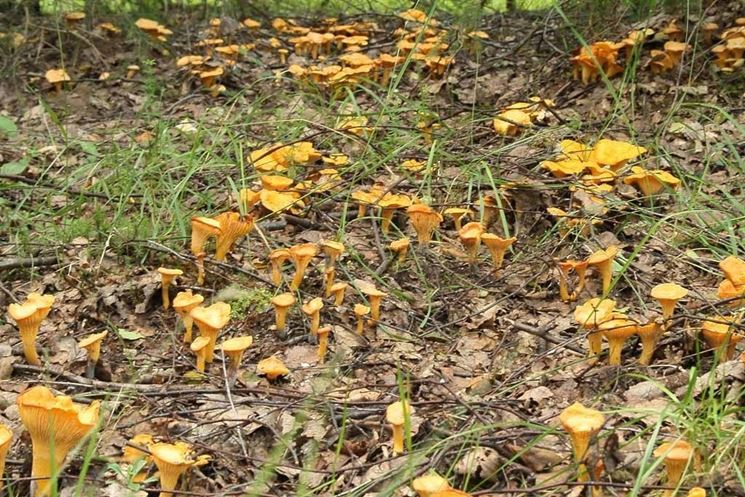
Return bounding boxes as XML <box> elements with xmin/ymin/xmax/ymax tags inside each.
<box><xmin>316</xmin><ymin>325</ymin><xmax>332</xmax><ymax>336</ymax></box>
<box><xmin>190</xmin><ymin>302</ymin><xmax>231</xmax><ymax>330</ymax></box>
<box><xmin>289</xmin><ymin>242</ymin><xmax>319</xmax><ymax>260</ymax></box>
<box><xmin>587</xmin><ymin>245</ymin><xmax>618</xmax><ymax>265</ymax></box>
<box><xmin>27</xmin><ymin>292</ymin><xmax>55</xmax><ymax>310</ymax></box>
<box><xmin>654</xmin><ymin>440</ymin><xmax>693</xmax><ymax>462</ymax></box>
<box><xmin>260</xmin><ymin>175</ymin><xmax>294</xmax><ymax>191</ymax></box>
<box><xmin>412</xmin><ymin>473</ymin><xmax>450</xmax><ymax>496</ymax></box>
<box><xmin>127</xmin><ymin>64</ymin><xmax>141</xmax><ymax>71</ymax></box>
<box><xmin>356</xmin><ymin>280</ymin><xmax>387</xmax><ymax>297</ymax></box>
<box><xmin>720</xmin><ymin>256</ymin><xmax>745</xmax><ymax>286</ymax></box>
<box><xmin>458</xmin><ymin>221</ymin><xmax>484</xmax><ymax>239</ymax></box>
<box><xmin>177</xmin><ymin>55</ymin><xmax>207</xmax><ymax>67</ymax></box>
<box><xmin>191</xmin><ymin>216</ymin><xmax>222</xmax><ymax>246</ymax></box>
<box><xmin>260</xmin><ymin>189</ymin><xmax>302</xmax><ymax>212</ymax></box>
<box><xmin>591</xmin><ymin>139</ymin><xmax>647</xmax><ymax>166</ymax></box>
<box><xmin>557</xmin><ymin>139</ymin><xmax>594</xmax><ymax>161</ymax></box>
<box><xmin>650</xmin><ymin>283</ymin><xmax>688</xmax><ymax>301</ymax></box>
<box><xmin>623</xmin><ymin>166</ymin><xmax>681</xmax><ymax>189</ymax></box>
<box><xmin>45</xmin><ymin>68</ymin><xmax>71</xmax><ymax>84</ymax></box>
<box><xmin>269</xmin><ymin>248</ymin><xmax>291</xmax><ymax>262</ymax></box>
<box><xmin>378</xmin><ymin>193</ymin><xmax>412</xmax><ymax>209</ymax></box>
<box><xmin>390</xmin><ymin>237</ymin><xmax>411</xmax><ymax>251</ymax></box>
<box><xmin>701</xmin><ymin>316</ymin><xmax>738</xmax><ymax>336</ymax></box>
<box><xmin>122</xmin><ymin>433</ymin><xmax>154</xmax><ymax>463</ymax></box>
<box><xmin>78</xmin><ymin>330</ymin><xmax>108</xmax><ymax>349</ymax></box>
<box><xmin>574</xmin><ymin>298</ymin><xmax>616</xmax><ymax>327</ymax></box>
<box><xmin>257</xmin><ymin>356</ymin><xmax>290</xmax><ymax>378</ymax></box>
<box><xmin>687</xmin><ymin>488</ymin><xmax>707</xmax><ymax>497</ymax></box>
<box><xmin>135</xmin><ymin>18</ymin><xmax>160</xmax><ymax>30</ymax></box>
<box><xmin>0</xmin><ymin>423</ymin><xmax>13</xmax><ymax>448</ymax></box>
<box><xmin>190</xmin><ymin>336</ymin><xmax>211</xmax><ymax>352</ymax></box>
<box><xmin>431</xmin><ymin>490</ymin><xmax>472</xmax><ymax>497</ymax></box>
<box><xmin>541</xmin><ymin>159</ymin><xmax>588</xmax><ymax>177</ymax></box>
<box><xmin>386</xmin><ymin>400</ymin><xmax>413</xmax><ymax>425</ymax></box>
<box><xmin>242</xmin><ymin>18</ymin><xmax>261</xmax><ymax>29</ymax></box>
<box><xmin>717</xmin><ymin>279</ymin><xmax>745</xmax><ymax>300</ymax></box>
<box><xmin>598</xmin><ymin>318</ymin><xmax>638</xmax><ymax>338</ymax></box>
<box><xmin>443</xmin><ymin>207</ymin><xmax>473</xmax><ymax>218</ymax></box>
<box><xmin>221</xmin><ymin>336</ymin><xmax>253</xmax><ymax>353</ymax></box>
<box><xmin>558</xmin><ymin>402</ymin><xmax>605</xmax><ymax>434</ymax></box>
<box><xmin>173</xmin><ymin>290</ymin><xmax>205</xmax><ymax>311</ymax></box>
<box><xmin>149</xmin><ymin>442</ymin><xmax>196</xmax><ymax>466</ymax></box>
<box><xmin>354</xmin><ymin>303</ymin><xmax>371</xmax><ymax>316</ymax></box>
<box><xmin>8</xmin><ymin>301</ymin><xmax>39</xmax><ymax>321</ymax></box>
<box><xmin>329</xmin><ymin>282</ymin><xmax>349</xmax><ymax>293</ymax></box>
<box><xmin>200</xmin><ymin>66</ymin><xmax>224</xmax><ymax>79</ymax></box>
<box><xmin>158</xmin><ymin>267</ymin><xmax>183</xmax><ymax>277</ymax></box>
<box><xmin>272</xmin><ymin>292</ymin><xmax>296</xmax><ymax>308</ymax></box>
<box><xmin>302</xmin><ymin>297</ymin><xmax>324</xmax><ymax>315</ymax></box>
<box><xmin>480</xmin><ymin>234</ymin><xmax>516</xmax><ymax>250</ymax></box>
<box><xmin>664</xmin><ymin>41</ymin><xmax>689</xmax><ymax>53</ymax></box>
<box><xmin>322</xmin><ymin>153</ymin><xmax>349</xmax><ymax>167</ymax></box>
<box><xmin>322</xmin><ymin>240</ymin><xmax>345</xmax><ymax>256</ymax></box>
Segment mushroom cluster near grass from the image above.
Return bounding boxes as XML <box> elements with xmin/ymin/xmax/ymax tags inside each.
<box><xmin>654</xmin><ymin>440</ymin><xmax>694</xmax><ymax>497</ymax></box>
<box><xmin>190</xmin><ymin>302</ymin><xmax>231</xmax><ymax>363</ymax></box>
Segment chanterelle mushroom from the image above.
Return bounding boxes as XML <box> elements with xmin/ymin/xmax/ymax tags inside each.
<box><xmin>386</xmin><ymin>400</ymin><xmax>414</xmax><ymax>455</ymax></box>
<box><xmin>598</xmin><ymin>318</ymin><xmax>638</xmax><ymax>366</ymax></box>
<box><xmin>587</xmin><ymin>245</ymin><xmax>618</xmax><ymax>295</ymax></box>
<box><xmin>8</xmin><ymin>292</ymin><xmax>55</xmax><ymax>366</ymax></box>
<box><xmin>221</xmin><ymin>336</ymin><xmax>253</xmax><ymax>384</ymax></box>
<box><xmin>213</xmin><ymin>211</ymin><xmax>254</xmax><ymax>261</ymax></box>
<box><xmin>190</xmin><ymin>302</ymin><xmax>231</xmax><ymax>363</ymax></box>
<box><xmin>407</xmin><ymin>203</ymin><xmax>443</xmax><ymax>245</ymax></box>
<box><xmin>574</xmin><ymin>298</ymin><xmax>616</xmax><ymax>361</ymax></box>
<box><xmin>257</xmin><ymin>356</ymin><xmax>290</xmax><ymax>381</ymax></box>
<box><xmin>412</xmin><ymin>473</ymin><xmax>450</xmax><ymax>497</ymax></box>
<box><xmin>302</xmin><ymin>297</ymin><xmax>324</xmax><ymax>335</ymax></box>
<box><xmin>173</xmin><ymin>290</ymin><xmax>205</xmax><ymax>343</ymax></box>
<box><xmin>157</xmin><ymin>267</ymin><xmax>183</xmax><ymax>310</ymax></box>
<box><xmin>650</xmin><ymin>283</ymin><xmax>688</xmax><ymax>328</ymax></box>
<box><xmin>17</xmin><ymin>386</ymin><xmax>100</xmax><ymax>497</ymax></box>
<box><xmin>289</xmin><ymin>243</ymin><xmax>319</xmax><ymax>290</ymax></box>
<box><xmin>0</xmin><ymin>423</ymin><xmax>13</xmax><ymax>490</ymax></box>
<box><xmin>559</xmin><ymin>402</ymin><xmax>605</xmax><ymax>483</ymax></box>
<box><xmin>149</xmin><ymin>442</ymin><xmax>209</xmax><ymax>497</ymax></box>
<box><xmin>78</xmin><ymin>331</ymin><xmax>108</xmax><ymax>379</ymax></box>
<box><xmin>190</xmin><ymin>216</ymin><xmax>222</xmax><ymax>285</ymax></box>
<box><xmin>45</xmin><ymin>68</ymin><xmax>71</xmax><ymax>94</ymax></box>
<box><xmin>654</xmin><ymin>440</ymin><xmax>693</xmax><ymax>497</ymax></box>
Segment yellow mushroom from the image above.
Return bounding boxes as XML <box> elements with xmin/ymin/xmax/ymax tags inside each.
<box><xmin>354</xmin><ymin>303</ymin><xmax>370</xmax><ymax>335</ymax></box>
<box><xmin>0</xmin><ymin>424</ymin><xmax>13</xmax><ymax>490</ymax></box>
<box><xmin>289</xmin><ymin>243</ymin><xmax>319</xmax><ymax>290</ymax></box>
<box><xmin>271</xmin><ymin>292</ymin><xmax>296</xmax><ymax>332</ymax></box>
<box><xmin>390</xmin><ymin>237</ymin><xmax>411</xmax><ymax>264</ymax></box>
<box><xmin>269</xmin><ymin>248</ymin><xmax>291</xmax><ymax>286</ymax></box>
<box><xmin>407</xmin><ymin>203</ymin><xmax>443</xmax><ymax>245</ymax></box>
<box><xmin>78</xmin><ymin>331</ymin><xmax>108</xmax><ymax>379</ymax></box>
<box><xmin>635</xmin><ymin>320</ymin><xmax>663</xmax><ymax>366</ymax></box>
<box><xmin>458</xmin><ymin>222</ymin><xmax>484</xmax><ymax>263</ymax></box>
<box><xmin>172</xmin><ymin>290</ymin><xmax>205</xmax><ymax>343</ymax></box>
<box><xmin>257</xmin><ymin>356</ymin><xmax>290</xmax><ymax>381</ymax></box>
<box><xmin>598</xmin><ymin>318</ymin><xmax>638</xmax><ymax>365</ymax></box>
<box><xmin>386</xmin><ymin>400</ymin><xmax>414</xmax><ymax>455</ymax></box>
<box><xmin>650</xmin><ymin>283</ymin><xmax>688</xmax><ymax>327</ymax></box>
<box><xmin>149</xmin><ymin>442</ymin><xmax>208</xmax><ymax>497</ymax></box>
<box><xmin>574</xmin><ymin>298</ymin><xmax>616</xmax><ymax>361</ymax></box>
<box><xmin>302</xmin><ymin>297</ymin><xmax>324</xmax><ymax>335</ymax></box>
<box><xmin>190</xmin><ymin>302</ymin><xmax>231</xmax><ymax>363</ymax></box>
<box><xmin>190</xmin><ymin>336</ymin><xmax>211</xmax><ymax>373</ymax></box>
<box><xmin>316</xmin><ymin>325</ymin><xmax>332</xmax><ymax>363</ymax></box>
<box><xmin>412</xmin><ymin>473</ymin><xmax>450</xmax><ymax>497</ymax></box>
<box><xmin>701</xmin><ymin>316</ymin><xmax>742</xmax><ymax>360</ymax></box>
<box><xmin>720</xmin><ymin>256</ymin><xmax>745</xmax><ymax>286</ymax></box>
<box><xmin>17</xmin><ymin>386</ymin><xmax>100</xmax><ymax>497</ymax></box>
<box><xmin>480</xmin><ymin>234</ymin><xmax>516</xmax><ymax>272</ymax></box>
<box><xmin>654</xmin><ymin>440</ymin><xmax>693</xmax><ymax>497</ymax></box>
<box><xmin>378</xmin><ymin>193</ymin><xmax>412</xmax><ymax>235</ymax></box>
<box><xmin>557</xmin><ymin>259</ymin><xmax>589</xmax><ymax>302</ymax></box>
<box><xmin>328</xmin><ymin>282</ymin><xmax>348</xmax><ymax>306</ymax></box>
<box><xmin>213</xmin><ymin>211</ymin><xmax>254</xmax><ymax>261</ymax></box>
<box><xmin>190</xmin><ymin>217</ymin><xmax>222</xmax><ymax>285</ymax></box>
<box><xmin>559</xmin><ymin>402</ymin><xmax>605</xmax><ymax>483</ymax></box>
<box><xmin>45</xmin><ymin>69</ymin><xmax>71</xmax><ymax>94</ymax></box>
<box><xmin>443</xmin><ymin>207</ymin><xmax>473</xmax><ymax>231</ymax></box>
<box><xmin>221</xmin><ymin>336</ymin><xmax>253</xmax><ymax>383</ymax></box>
<box><xmin>587</xmin><ymin>246</ymin><xmax>618</xmax><ymax>295</ymax></box>
<box><xmin>591</xmin><ymin>139</ymin><xmax>647</xmax><ymax>170</ymax></box>
<box><xmin>623</xmin><ymin>166</ymin><xmax>681</xmax><ymax>196</ymax></box>
<box><xmin>7</xmin><ymin>293</ymin><xmax>55</xmax><ymax>366</ymax></box>
<box><xmin>157</xmin><ymin>267</ymin><xmax>183</xmax><ymax>310</ymax></box>
<box><xmin>358</xmin><ymin>281</ymin><xmax>387</xmax><ymax>322</ymax></box>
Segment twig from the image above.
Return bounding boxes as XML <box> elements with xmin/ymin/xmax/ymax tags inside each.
<box><xmin>504</xmin><ymin>319</ymin><xmax>585</xmax><ymax>355</ymax></box>
<box><xmin>0</xmin><ymin>255</ymin><xmax>59</xmax><ymax>271</ymax></box>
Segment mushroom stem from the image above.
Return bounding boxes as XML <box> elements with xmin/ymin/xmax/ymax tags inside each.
<box><xmin>606</xmin><ymin>337</ymin><xmax>627</xmax><ymax>366</ymax></box>
<box><xmin>276</xmin><ymin>308</ymin><xmax>289</xmax><ymax>331</ymax></box>
<box><xmin>380</xmin><ymin>208</ymin><xmax>396</xmax><ymax>235</ymax></box>
<box><xmin>324</xmin><ymin>268</ymin><xmax>336</xmax><ymax>297</ymax></box>
<box><xmin>558</xmin><ymin>268</ymin><xmax>572</xmax><ymax>302</ymax></box>
<box><xmin>596</xmin><ymin>261</ymin><xmax>613</xmax><ymax>295</ymax></box>
<box><xmin>309</xmin><ymin>312</ymin><xmax>320</xmax><ymax>335</ymax></box>
<box><xmin>356</xmin><ymin>316</ymin><xmax>365</xmax><ymax>335</ymax></box>
<box><xmin>318</xmin><ymin>332</ymin><xmax>328</xmax><ymax>363</ymax></box>
<box><xmin>196</xmin><ymin>253</ymin><xmax>207</xmax><ymax>286</ymax></box>
<box><xmin>270</xmin><ymin>260</ymin><xmax>284</xmax><ymax>286</ymax></box>
<box><xmin>369</xmin><ymin>296</ymin><xmax>383</xmax><ymax>322</ymax></box>
<box><xmin>161</xmin><ymin>281</ymin><xmax>172</xmax><ymax>310</ymax></box>
<box><xmin>636</xmin><ymin>322</ymin><xmax>662</xmax><ymax>366</ymax></box>
<box><xmin>21</xmin><ymin>329</ymin><xmax>41</xmax><ymax>366</ymax></box>
<box><xmin>587</xmin><ymin>331</ymin><xmax>603</xmax><ymax>363</ymax></box>
<box><xmin>391</xmin><ymin>424</ymin><xmax>404</xmax><ymax>455</ymax></box>
<box><xmin>574</xmin><ymin>265</ymin><xmax>588</xmax><ymax>297</ymax></box>
<box><xmin>183</xmin><ymin>315</ymin><xmax>195</xmax><ymax>343</ymax></box>
<box><xmin>195</xmin><ymin>353</ymin><xmax>206</xmax><ymax>373</ymax></box>
<box><xmin>31</xmin><ymin>449</ymin><xmax>66</xmax><ymax>497</ymax></box>
<box><xmin>290</xmin><ymin>262</ymin><xmax>310</xmax><ymax>291</ymax></box>
<box><xmin>357</xmin><ymin>204</ymin><xmax>367</xmax><ymax>219</ymax></box>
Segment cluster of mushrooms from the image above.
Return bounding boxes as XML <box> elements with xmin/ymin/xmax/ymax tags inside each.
<box><xmin>566</xmin><ymin>251</ymin><xmax>744</xmax><ymax>366</ymax></box>
<box><xmin>491</xmin><ymin>97</ymin><xmax>555</xmax><ymax>136</ymax></box>
<box><xmin>571</xmin><ymin>17</ymin><xmax>745</xmax><ymax>84</ymax></box>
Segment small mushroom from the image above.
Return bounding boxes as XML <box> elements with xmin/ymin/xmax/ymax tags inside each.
<box><xmin>221</xmin><ymin>336</ymin><xmax>253</xmax><ymax>383</ymax></box>
<box><xmin>78</xmin><ymin>331</ymin><xmax>108</xmax><ymax>379</ymax></box>
<box><xmin>717</xmin><ymin>279</ymin><xmax>745</xmax><ymax>307</ymax></box>
<box><xmin>173</xmin><ymin>290</ymin><xmax>205</xmax><ymax>343</ymax></box>
<box><xmin>269</xmin><ymin>248</ymin><xmax>291</xmax><ymax>286</ymax></box>
<box><xmin>257</xmin><ymin>356</ymin><xmax>290</xmax><ymax>381</ymax></box>
<box><xmin>701</xmin><ymin>22</ymin><xmax>719</xmax><ymax>45</ymax></box>
<box><xmin>64</xmin><ymin>11</ymin><xmax>85</xmax><ymax>25</ymax></box>
<box><xmin>386</xmin><ymin>400</ymin><xmax>414</xmax><ymax>455</ymax></box>
<box><xmin>378</xmin><ymin>193</ymin><xmax>412</xmax><ymax>235</ymax></box>
<box><xmin>559</xmin><ymin>402</ymin><xmax>605</xmax><ymax>483</ymax></box>
<box><xmin>7</xmin><ymin>293</ymin><xmax>55</xmax><ymax>365</ymax></box>
<box><xmin>720</xmin><ymin>256</ymin><xmax>745</xmax><ymax>286</ymax></box>
<box><xmin>458</xmin><ymin>222</ymin><xmax>484</xmax><ymax>263</ymax></box>
<box><xmin>17</xmin><ymin>386</ymin><xmax>100</xmax><ymax>497</ymax></box>
<box><xmin>654</xmin><ymin>440</ymin><xmax>694</xmax><ymax>497</ymax></box>
<box><xmin>126</xmin><ymin>64</ymin><xmax>140</xmax><ymax>79</ymax></box>
<box><xmin>316</xmin><ymin>325</ymin><xmax>332</xmax><ymax>363</ymax></box>
<box><xmin>289</xmin><ymin>243</ymin><xmax>319</xmax><ymax>290</ymax></box>
<box><xmin>574</xmin><ymin>298</ymin><xmax>616</xmax><ymax>361</ymax></box>
<box><xmin>302</xmin><ymin>297</ymin><xmax>324</xmax><ymax>335</ymax></box>
<box><xmin>650</xmin><ymin>283</ymin><xmax>688</xmax><ymax>327</ymax></box>
<box><xmin>407</xmin><ymin>204</ymin><xmax>443</xmax><ymax>245</ymax></box>
<box><xmin>328</xmin><ymin>282</ymin><xmax>348</xmax><ymax>306</ymax></box>
<box><xmin>321</xmin><ymin>240</ymin><xmax>345</xmax><ymax>268</ymax></box>
<box><xmin>0</xmin><ymin>423</ymin><xmax>13</xmax><ymax>490</ymax></box>
<box><xmin>443</xmin><ymin>208</ymin><xmax>473</xmax><ymax>231</ymax></box>
<box><xmin>598</xmin><ymin>318</ymin><xmax>638</xmax><ymax>365</ymax></box>
<box><xmin>390</xmin><ymin>237</ymin><xmax>411</xmax><ymax>264</ymax></box>
<box><xmin>480</xmin><ymin>234</ymin><xmax>516</xmax><ymax>273</ymax></box>
<box><xmin>213</xmin><ymin>211</ymin><xmax>254</xmax><ymax>261</ymax></box>
<box><xmin>358</xmin><ymin>281</ymin><xmax>387</xmax><ymax>322</ymax></box>
<box><xmin>701</xmin><ymin>316</ymin><xmax>742</xmax><ymax>360</ymax></box>
<box><xmin>157</xmin><ymin>267</ymin><xmax>183</xmax><ymax>310</ymax></box>
<box><xmin>557</xmin><ymin>259</ymin><xmax>589</xmax><ymax>302</ymax></box>
<box><xmin>199</xmin><ymin>66</ymin><xmax>224</xmax><ymax>88</ymax></box>
<box><xmin>45</xmin><ymin>68</ymin><xmax>71</xmax><ymax>94</ymax></box>
<box><xmin>190</xmin><ymin>216</ymin><xmax>222</xmax><ymax>285</ymax></box>
<box><xmin>272</xmin><ymin>292</ymin><xmax>296</xmax><ymax>332</ymax></box>
<box><xmin>149</xmin><ymin>442</ymin><xmax>208</xmax><ymax>497</ymax></box>
<box><xmin>635</xmin><ymin>320</ymin><xmax>663</xmax><ymax>365</ymax></box>
<box><xmin>587</xmin><ymin>246</ymin><xmax>618</xmax><ymax>295</ymax></box>
<box><xmin>354</xmin><ymin>304</ymin><xmax>370</xmax><ymax>335</ymax></box>
<box><xmin>591</xmin><ymin>139</ymin><xmax>646</xmax><ymax>170</ymax></box>
<box><xmin>190</xmin><ymin>302</ymin><xmax>231</xmax><ymax>363</ymax></box>
<box><xmin>190</xmin><ymin>336</ymin><xmax>211</xmax><ymax>373</ymax></box>
<box><xmin>412</xmin><ymin>473</ymin><xmax>450</xmax><ymax>497</ymax></box>
<box><xmin>623</xmin><ymin>166</ymin><xmax>681</xmax><ymax>196</ymax></box>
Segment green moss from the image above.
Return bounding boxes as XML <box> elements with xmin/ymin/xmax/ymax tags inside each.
<box><xmin>214</xmin><ymin>285</ymin><xmax>274</xmax><ymax>320</ymax></box>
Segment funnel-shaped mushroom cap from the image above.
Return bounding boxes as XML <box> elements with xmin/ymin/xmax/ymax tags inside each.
<box><xmin>149</xmin><ymin>442</ymin><xmax>201</xmax><ymax>497</ymax></box>
<box><xmin>390</xmin><ymin>237</ymin><xmax>411</xmax><ymax>252</ymax></box>
<box><xmin>122</xmin><ymin>433</ymin><xmax>154</xmax><ymax>463</ymax></box>
<box><xmin>27</xmin><ymin>293</ymin><xmax>55</xmax><ymax>320</ymax></box>
<box><xmin>412</xmin><ymin>473</ymin><xmax>450</xmax><ymax>497</ymax></box>
<box><xmin>480</xmin><ymin>234</ymin><xmax>516</xmax><ymax>250</ymax></box>
<box><xmin>191</xmin><ymin>303</ymin><xmax>231</xmax><ymax>331</ymax></box>
<box><xmin>173</xmin><ymin>291</ymin><xmax>204</xmax><ymax>315</ymax></box>
<box><xmin>221</xmin><ymin>336</ymin><xmax>253</xmax><ymax>363</ymax></box>
<box><xmin>272</xmin><ymin>292</ymin><xmax>296</xmax><ymax>308</ymax></box>
<box><xmin>270</xmin><ymin>248</ymin><xmax>291</xmax><ymax>263</ymax></box>
<box><xmin>302</xmin><ymin>297</ymin><xmax>324</xmax><ymax>315</ymax></box>
<box><xmin>651</xmin><ymin>283</ymin><xmax>688</xmax><ymax>320</ymax></box>
<box><xmin>17</xmin><ymin>386</ymin><xmax>100</xmax><ymax>496</ymax></box>
<box><xmin>290</xmin><ymin>243</ymin><xmax>319</xmax><ymax>262</ymax></box>
<box><xmin>559</xmin><ymin>402</ymin><xmax>605</xmax><ymax>463</ymax></box>
<box><xmin>587</xmin><ymin>245</ymin><xmax>618</xmax><ymax>265</ymax></box>
<box><xmin>190</xmin><ymin>217</ymin><xmax>222</xmax><ymax>256</ymax></box>
<box><xmin>260</xmin><ymin>175</ymin><xmax>294</xmax><ymax>191</ymax></box>
<box><xmin>354</xmin><ymin>303</ymin><xmax>371</xmax><ymax>316</ymax></box>
<box><xmin>260</xmin><ymin>189</ymin><xmax>303</xmax><ymax>213</ymax></box>
<box><xmin>407</xmin><ymin>203</ymin><xmax>443</xmax><ymax>244</ymax></box>
<box><xmin>654</xmin><ymin>439</ymin><xmax>694</xmax><ymax>485</ymax></box>
<box><xmin>386</xmin><ymin>400</ymin><xmax>414</xmax><ymax>425</ymax></box>
<box><xmin>701</xmin><ymin>316</ymin><xmax>742</xmax><ymax>358</ymax></box>
<box><xmin>717</xmin><ymin>279</ymin><xmax>745</xmax><ymax>300</ymax></box>
<box><xmin>574</xmin><ymin>298</ymin><xmax>616</xmax><ymax>328</ymax></box>
<box><xmin>257</xmin><ymin>356</ymin><xmax>290</xmax><ymax>380</ymax></box>
<box><xmin>158</xmin><ymin>267</ymin><xmax>183</xmax><ymax>280</ymax></box>
<box><xmin>9</xmin><ymin>294</ymin><xmax>55</xmax><ymax>365</ymax></box>
<box><xmin>213</xmin><ymin>211</ymin><xmax>254</xmax><ymax>261</ymax></box>
<box><xmin>78</xmin><ymin>331</ymin><xmax>108</xmax><ymax>362</ymax></box>
<box><xmin>720</xmin><ymin>256</ymin><xmax>745</xmax><ymax>286</ymax></box>
<box><xmin>321</xmin><ymin>240</ymin><xmax>345</xmax><ymax>259</ymax></box>
<box><xmin>45</xmin><ymin>69</ymin><xmax>71</xmax><ymax>85</ymax></box>
<box><xmin>190</xmin><ymin>336</ymin><xmax>210</xmax><ymax>353</ymax></box>
<box><xmin>687</xmin><ymin>488</ymin><xmax>706</xmax><ymax>497</ymax></box>
<box><xmin>623</xmin><ymin>166</ymin><xmax>681</xmax><ymax>195</ymax></box>
<box><xmin>598</xmin><ymin>318</ymin><xmax>638</xmax><ymax>365</ymax></box>
<box><xmin>591</xmin><ymin>139</ymin><xmax>647</xmax><ymax>168</ymax></box>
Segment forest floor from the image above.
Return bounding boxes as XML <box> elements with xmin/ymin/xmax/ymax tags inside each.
<box><xmin>0</xmin><ymin>2</ymin><xmax>744</xmax><ymax>497</ymax></box>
